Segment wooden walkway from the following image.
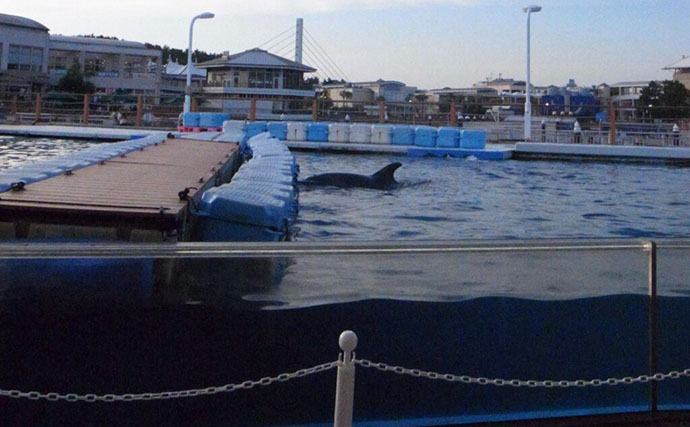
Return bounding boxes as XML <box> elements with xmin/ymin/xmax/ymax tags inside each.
<box><xmin>0</xmin><ymin>138</ymin><xmax>239</xmax><ymax>239</ymax></box>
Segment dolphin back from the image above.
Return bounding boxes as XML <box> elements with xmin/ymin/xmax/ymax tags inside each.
<box><xmin>370</xmin><ymin>162</ymin><xmax>402</xmax><ymax>189</ymax></box>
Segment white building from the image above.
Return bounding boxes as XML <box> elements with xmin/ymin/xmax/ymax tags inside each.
<box><xmin>48</xmin><ymin>35</ymin><xmax>162</xmax><ymax>100</ymax></box>
<box><xmin>663</xmin><ymin>56</ymin><xmax>690</xmax><ymax>90</ymax></box>
<box><xmin>610</xmin><ymin>81</ymin><xmax>653</xmax><ymax>121</ymax></box>
<box><xmin>161</xmin><ymin>60</ymin><xmax>206</xmax><ymax>99</ymax></box>
<box><xmin>197</xmin><ymin>48</ymin><xmax>316</xmax><ymax>117</ymax></box>
<box><xmin>0</xmin><ymin>13</ymin><xmax>50</xmax><ymax>94</ymax></box>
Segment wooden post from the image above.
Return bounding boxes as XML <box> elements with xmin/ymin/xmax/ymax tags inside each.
<box><xmin>11</xmin><ymin>94</ymin><xmax>18</xmax><ymax>116</ymax></box>
<box><xmin>83</xmin><ymin>94</ymin><xmax>91</xmax><ymax>124</ymax></box>
<box><xmin>450</xmin><ymin>100</ymin><xmax>457</xmax><ymax>126</ymax></box>
<box><xmin>609</xmin><ymin>103</ymin><xmax>616</xmax><ymax>145</ymax></box>
<box><xmin>191</xmin><ymin>96</ymin><xmax>198</xmax><ymax>113</ymax></box>
<box><xmin>312</xmin><ymin>98</ymin><xmax>318</xmax><ymax>122</ymax></box>
<box><xmin>249</xmin><ymin>98</ymin><xmax>257</xmax><ymax>122</ymax></box>
<box><xmin>34</xmin><ymin>93</ymin><xmax>41</xmax><ymax>123</ymax></box>
<box><xmin>135</xmin><ymin>95</ymin><xmax>144</xmax><ymax>127</ymax></box>
<box><xmin>379</xmin><ymin>100</ymin><xmax>385</xmax><ymax>123</ymax></box>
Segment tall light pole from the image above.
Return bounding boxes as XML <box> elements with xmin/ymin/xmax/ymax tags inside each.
<box><xmin>184</xmin><ymin>12</ymin><xmax>215</xmax><ymax>114</ymax></box>
<box><xmin>523</xmin><ymin>5</ymin><xmax>541</xmax><ymax>141</ymax></box>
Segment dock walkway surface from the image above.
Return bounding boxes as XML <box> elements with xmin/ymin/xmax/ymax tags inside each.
<box><xmin>0</xmin><ymin>137</ymin><xmax>239</xmax><ymax>239</ymax></box>
<box><xmin>0</xmin><ymin>124</ymin><xmax>160</xmax><ymax>140</ymax></box>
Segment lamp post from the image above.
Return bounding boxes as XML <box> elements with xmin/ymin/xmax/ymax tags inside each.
<box><xmin>184</xmin><ymin>12</ymin><xmax>215</xmax><ymax>114</ymax></box>
<box><xmin>523</xmin><ymin>5</ymin><xmax>541</xmax><ymax>141</ymax></box>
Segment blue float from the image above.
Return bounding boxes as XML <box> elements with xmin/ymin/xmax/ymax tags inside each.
<box><xmin>414</xmin><ymin>126</ymin><xmax>437</xmax><ymax>148</ymax></box>
<box><xmin>307</xmin><ymin>123</ymin><xmax>329</xmax><ymax>142</ymax></box>
<box><xmin>437</xmin><ymin>127</ymin><xmax>461</xmax><ymax>148</ymax></box>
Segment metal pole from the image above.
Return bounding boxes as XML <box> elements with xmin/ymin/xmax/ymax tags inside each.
<box><xmin>647</xmin><ymin>240</ymin><xmax>658</xmax><ymax>412</ymax></box>
<box><xmin>83</xmin><ymin>94</ymin><xmax>90</xmax><ymax>125</ymax></box>
<box><xmin>295</xmin><ymin>18</ymin><xmax>304</xmax><ymax>64</ymax></box>
<box><xmin>334</xmin><ymin>331</ymin><xmax>357</xmax><ymax>427</ymax></box>
<box><xmin>524</xmin><ymin>11</ymin><xmax>532</xmax><ymax>142</ymax></box>
<box><xmin>184</xmin><ymin>17</ymin><xmax>197</xmax><ymax>114</ymax></box>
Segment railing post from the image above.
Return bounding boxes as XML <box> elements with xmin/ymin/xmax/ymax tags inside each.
<box><xmin>379</xmin><ymin>100</ymin><xmax>385</xmax><ymax>124</ymax></box>
<box><xmin>647</xmin><ymin>240</ymin><xmax>658</xmax><ymax>413</ymax></box>
<box><xmin>450</xmin><ymin>101</ymin><xmax>457</xmax><ymax>126</ymax></box>
<box><xmin>334</xmin><ymin>330</ymin><xmax>357</xmax><ymax>427</ymax></box>
<box><xmin>191</xmin><ymin>96</ymin><xmax>198</xmax><ymax>113</ymax></box>
<box><xmin>34</xmin><ymin>93</ymin><xmax>42</xmax><ymax>123</ymax></box>
<box><xmin>135</xmin><ymin>95</ymin><xmax>143</xmax><ymax>127</ymax></box>
<box><xmin>11</xmin><ymin>94</ymin><xmax>18</xmax><ymax>116</ymax></box>
<box><xmin>83</xmin><ymin>94</ymin><xmax>91</xmax><ymax>125</ymax></box>
<box><xmin>249</xmin><ymin>98</ymin><xmax>257</xmax><ymax>122</ymax></box>
<box><xmin>312</xmin><ymin>98</ymin><xmax>318</xmax><ymax>122</ymax></box>
<box><xmin>609</xmin><ymin>103</ymin><xmax>616</xmax><ymax>145</ymax></box>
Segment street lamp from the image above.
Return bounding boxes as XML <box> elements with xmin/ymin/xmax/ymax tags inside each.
<box><xmin>523</xmin><ymin>5</ymin><xmax>541</xmax><ymax>141</ymax></box>
<box><xmin>184</xmin><ymin>12</ymin><xmax>215</xmax><ymax>114</ymax></box>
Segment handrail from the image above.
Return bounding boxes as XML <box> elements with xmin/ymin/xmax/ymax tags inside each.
<box><xmin>0</xmin><ymin>238</ymin><xmax>665</xmax><ymax>259</ymax></box>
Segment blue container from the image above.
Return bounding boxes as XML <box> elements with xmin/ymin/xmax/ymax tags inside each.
<box><xmin>199</xmin><ymin>113</ymin><xmax>228</xmax><ymax>128</ymax></box>
<box><xmin>199</xmin><ymin>185</ymin><xmax>289</xmax><ymax>230</ymax></box>
<box><xmin>391</xmin><ymin>126</ymin><xmax>415</xmax><ymax>146</ymax></box>
<box><xmin>437</xmin><ymin>127</ymin><xmax>461</xmax><ymax>148</ymax></box>
<box><xmin>414</xmin><ymin>126</ymin><xmax>437</xmax><ymax>148</ymax></box>
<box><xmin>246</xmin><ymin>121</ymin><xmax>269</xmax><ymax>139</ymax></box>
<box><xmin>182</xmin><ymin>112</ymin><xmax>200</xmax><ymax>127</ymax></box>
<box><xmin>307</xmin><ymin>123</ymin><xmax>329</xmax><ymax>142</ymax></box>
<box><xmin>267</xmin><ymin>122</ymin><xmax>288</xmax><ymax>140</ymax></box>
<box><xmin>460</xmin><ymin>130</ymin><xmax>487</xmax><ymax>149</ymax></box>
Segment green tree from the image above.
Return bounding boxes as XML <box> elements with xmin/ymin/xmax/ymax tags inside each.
<box><xmin>638</xmin><ymin>80</ymin><xmax>690</xmax><ymax>119</ymax></box>
<box><xmin>303</xmin><ymin>77</ymin><xmax>320</xmax><ymax>89</ymax></box>
<box><xmin>53</xmin><ymin>64</ymin><xmax>96</xmax><ymax>94</ymax></box>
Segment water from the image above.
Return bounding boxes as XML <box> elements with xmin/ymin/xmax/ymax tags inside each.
<box><xmin>0</xmin><ymin>135</ymin><xmax>100</xmax><ymax>169</ymax></box>
<box><xmin>295</xmin><ymin>153</ymin><xmax>690</xmax><ymax>240</ymax></box>
<box><xmin>2</xmin><ymin>139</ymin><xmax>690</xmax><ymax>424</ymax></box>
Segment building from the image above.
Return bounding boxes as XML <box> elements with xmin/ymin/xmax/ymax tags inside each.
<box><xmin>197</xmin><ymin>48</ymin><xmax>316</xmax><ymax>117</ymax></box>
<box><xmin>48</xmin><ymin>35</ymin><xmax>162</xmax><ymax>101</ymax></box>
<box><xmin>427</xmin><ymin>87</ymin><xmax>500</xmax><ymax>116</ymax></box>
<box><xmin>0</xmin><ymin>13</ymin><xmax>50</xmax><ymax>94</ymax></box>
<box><xmin>474</xmin><ymin>77</ymin><xmax>528</xmax><ymax>94</ymax></box>
<box><xmin>161</xmin><ymin>60</ymin><xmax>206</xmax><ymax>100</ymax></box>
<box><xmin>319</xmin><ymin>82</ymin><xmax>374</xmax><ymax>108</ymax></box>
<box><xmin>539</xmin><ymin>79</ymin><xmax>599</xmax><ymax>117</ymax></box>
<box><xmin>610</xmin><ymin>81</ymin><xmax>652</xmax><ymax>121</ymax></box>
<box><xmin>663</xmin><ymin>56</ymin><xmax>690</xmax><ymax>90</ymax></box>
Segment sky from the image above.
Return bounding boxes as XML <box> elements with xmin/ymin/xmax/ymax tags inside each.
<box><xmin>5</xmin><ymin>0</ymin><xmax>689</xmax><ymax>89</ymax></box>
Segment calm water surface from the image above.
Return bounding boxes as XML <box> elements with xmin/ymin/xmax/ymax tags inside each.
<box><xmin>0</xmin><ymin>135</ymin><xmax>100</xmax><ymax>169</ymax></box>
<box><xmin>295</xmin><ymin>152</ymin><xmax>690</xmax><ymax>240</ymax></box>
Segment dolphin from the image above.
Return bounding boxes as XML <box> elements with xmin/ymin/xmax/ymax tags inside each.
<box><xmin>302</xmin><ymin>162</ymin><xmax>402</xmax><ymax>190</ymax></box>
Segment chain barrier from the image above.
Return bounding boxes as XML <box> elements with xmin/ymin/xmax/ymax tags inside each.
<box><xmin>0</xmin><ymin>361</ymin><xmax>337</xmax><ymax>403</ymax></box>
<box><xmin>356</xmin><ymin>359</ymin><xmax>690</xmax><ymax>388</ymax></box>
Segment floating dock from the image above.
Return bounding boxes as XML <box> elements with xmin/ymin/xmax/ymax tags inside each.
<box><xmin>0</xmin><ymin>137</ymin><xmax>240</xmax><ymax>241</ymax></box>
<box><xmin>514</xmin><ymin>142</ymin><xmax>690</xmax><ymax>164</ymax></box>
<box><xmin>0</xmin><ymin>124</ymin><xmax>159</xmax><ymax>141</ymax></box>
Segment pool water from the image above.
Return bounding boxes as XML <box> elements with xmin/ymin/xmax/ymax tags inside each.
<box><xmin>295</xmin><ymin>153</ymin><xmax>690</xmax><ymax>241</ymax></box>
<box><xmin>0</xmin><ymin>135</ymin><xmax>100</xmax><ymax>169</ymax></box>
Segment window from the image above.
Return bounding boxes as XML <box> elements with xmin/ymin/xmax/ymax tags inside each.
<box><xmin>7</xmin><ymin>45</ymin><xmax>43</xmax><ymax>72</ymax></box>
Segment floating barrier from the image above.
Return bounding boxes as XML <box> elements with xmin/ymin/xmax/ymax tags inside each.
<box><xmin>460</xmin><ymin>130</ymin><xmax>487</xmax><ymax>149</ymax></box>
<box><xmin>195</xmin><ymin>133</ymin><xmax>298</xmax><ymax>242</ymax></box>
<box><xmin>328</xmin><ymin>123</ymin><xmax>351</xmax><ymax>143</ymax></box>
<box><xmin>350</xmin><ymin>124</ymin><xmax>372</xmax><ymax>144</ymax></box>
<box><xmin>287</xmin><ymin>122</ymin><xmax>308</xmax><ymax>141</ymax></box>
<box><xmin>246</xmin><ymin>121</ymin><xmax>269</xmax><ymax>139</ymax></box>
<box><xmin>267</xmin><ymin>122</ymin><xmax>288</xmax><ymax>140</ymax></box>
<box><xmin>437</xmin><ymin>127</ymin><xmax>461</xmax><ymax>148</ymax></box>
<box><xmin>307</xmin><ymin>123</ymin><xmax>329</xmax><ymax>142</ymax></box>
<box><xmin>371</xmin><ymin>125</ymin><xmax>392</xmax><ymax>145</ymax></box>
<box><xmin>182</xmin><ymin>112</ymin><xmax>200</xmax><ymax>127</ymax></box>
<box><xmin>392</xmin><ymin>125</ymin><xmax>416</xmax><ymax>146</ymax></box>
<box><xmin>199</xmin><ymin>113</ymin><xmax>230</xmax><ymax>129</ymax></box>
<box><xmin>414</xmin><ymin>126</ymin><xmax>437</xmax><ymax>148</ymax></box>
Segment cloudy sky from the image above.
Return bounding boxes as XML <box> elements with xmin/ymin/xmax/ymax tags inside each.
<box><xmin>5</xmin><ymin>0</ymin><xmax>688</xmax><ymax>89</ymax></box>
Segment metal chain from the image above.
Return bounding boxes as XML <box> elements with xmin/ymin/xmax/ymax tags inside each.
<box><xmin>0</xmin><ymin>361</ymin><xmax>337</xmax><ymax>403</ymax></box>
<box><xmin>355</xmin><ymin>359</ymin><xmax>690</xmax><ymax>388</ymax></box>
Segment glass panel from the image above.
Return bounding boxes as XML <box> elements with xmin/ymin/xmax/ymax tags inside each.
<box><xmin>0</xmin><ymin>241</ymin><xmax>664</xmax><ymax>425</ymax></box>
<box><xmin>656</xmin><ymin>242</ymin><xmax>690</xmax><ymax>411</ymax></box>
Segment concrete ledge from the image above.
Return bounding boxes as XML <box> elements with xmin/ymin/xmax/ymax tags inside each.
<box><xmin>516</xmin><ymin>142</ymin><xmax>690</xmax><ymax>161</ymax></box>
<box><xmin>0</xmin><ymin>125</ymin><xmax>162</xmax><ymax>141</ymax></box>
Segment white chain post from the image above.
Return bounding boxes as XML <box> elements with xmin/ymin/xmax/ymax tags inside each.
<box><xmin>334</xmin><ymin>330</ymin><xmax>358</xmax><ymax>427</ymax></box>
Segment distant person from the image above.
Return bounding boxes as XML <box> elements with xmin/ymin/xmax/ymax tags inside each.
<box><xmin>344</xmin><ymin>114</ymin><xmax>350</xmax><ymax>123</ymax></box>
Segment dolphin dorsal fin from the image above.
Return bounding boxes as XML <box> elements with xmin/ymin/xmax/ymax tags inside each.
<box><xmin>371</xmin><ymin>162</ymin><xmax>402</xmax><ymax>187</ymax></box>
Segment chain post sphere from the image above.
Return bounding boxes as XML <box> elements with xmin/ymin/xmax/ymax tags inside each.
<box><xmin>339</xmin><ymin>330</ymin><xmax>358</xmax><ymax>353</ymax></box>
<box><xmin>184</xmin><ymin>12</ymin><xmax>215</xmax><ymax>114</ymax></box>
<box><xmin>523</xmin><ymin>5</ymin><xmax>541</xmax><ymax>142</ymax></box>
